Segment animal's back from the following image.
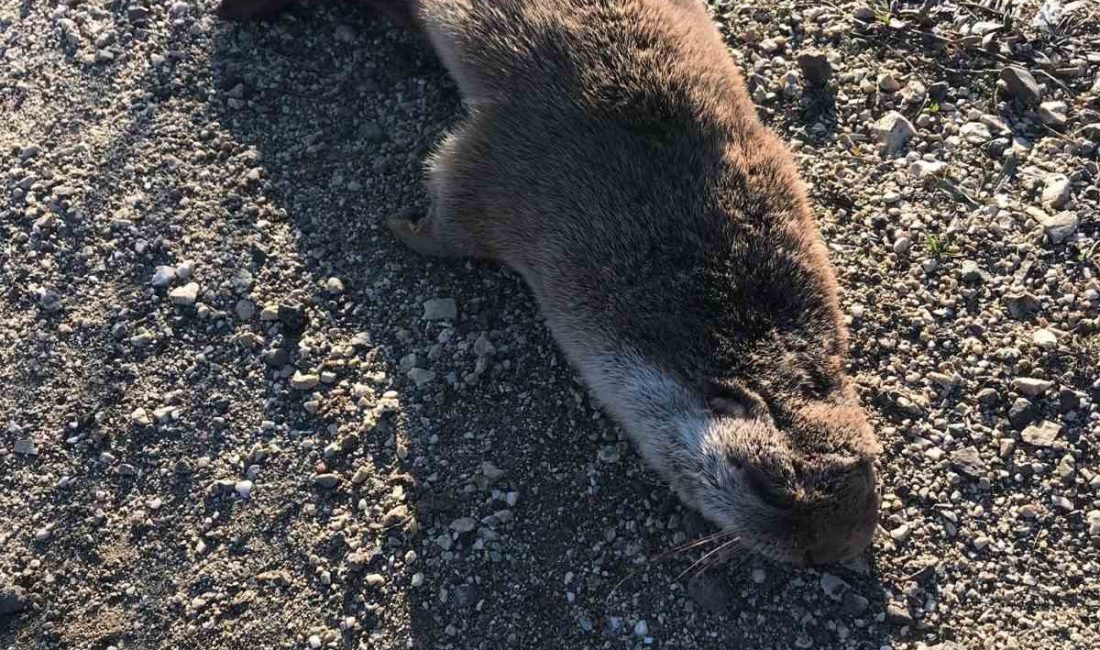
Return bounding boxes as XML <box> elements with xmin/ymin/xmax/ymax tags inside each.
<box><xmin>427</xmin><ymin>0</ymin><xmax>843</xmax><ymax>389</ymax></box>
<box><xmin>422</xmin><ymin>0</ymin><xmax>737</xmax><ymax>104</ymax></box>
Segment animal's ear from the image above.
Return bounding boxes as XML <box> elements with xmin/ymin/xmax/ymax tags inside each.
<box><xmin>704</xmin><ymin>379</ymin><xmax>767</xmax><ymax>419</ymax></box>
<box><xmin>217</xmin><ymin>0</ymin><xmax>295</xmax><ymax>20</ymax></box>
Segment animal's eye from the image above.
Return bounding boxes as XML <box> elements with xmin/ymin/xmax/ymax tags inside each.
<box><xmin>704</xmin><ymin>379</ymin><xmax>764</xmax><ymax>418</ymax></box>
<box><xmin>743</xmin><ymin>465</ymin><xmax>794</xmax><ymax>509</ymax></box>
<box><xmin>709</xmin><ymin>396</ymin><xmax>747</xmax><ymax>418</ymax></box>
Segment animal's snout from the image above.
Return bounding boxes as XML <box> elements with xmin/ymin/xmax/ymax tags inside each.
<box><xmin>805</xmin><ymin>461</ymin><xmax>880</xmax><ymax>565</ymax></box>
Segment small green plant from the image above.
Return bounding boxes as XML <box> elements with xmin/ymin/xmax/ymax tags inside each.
<box><xmin>926</xmin><ymin>100</ymin><xmax>940</xmax><ymax>114</ymax></box>
<box><xmin>926</xmin><ymin>234</ymin><xmax>948</xmax><ymax>257</ymax></box>
<box><xmin>870</xmin><ymin>0</ymin><xmax>898</xmax><ymax>27</ymax></box>
<box><xmin>1076</xmin><ymin>240</ymin><xmax>1099</xmax><ymax>265</ymax></box>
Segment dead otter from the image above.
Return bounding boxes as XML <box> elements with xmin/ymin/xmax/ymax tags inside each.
<box><xmin>217</xmin><ymin>0</ymin><xmax>882</xmax><ymax>565</ymax></box>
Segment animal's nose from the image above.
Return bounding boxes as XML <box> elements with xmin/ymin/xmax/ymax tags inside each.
<box><xmin>808</xmin><ymin>466</ymin><xmax>881</xmax><ymax>564</ymax></box>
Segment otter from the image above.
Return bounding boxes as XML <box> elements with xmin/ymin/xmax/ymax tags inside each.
<box><xmin>217</xmin><ymin>0</ymin><xmax>883</xmax><ymax>566</ymax></box>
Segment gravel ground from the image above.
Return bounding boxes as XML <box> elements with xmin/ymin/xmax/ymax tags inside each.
<box><xmin>2</xmin><ymin>1</ymin><xmax>1098</xmax><ymax>649</ymax></box>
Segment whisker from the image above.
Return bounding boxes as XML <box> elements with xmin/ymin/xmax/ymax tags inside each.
<box><xmin>675</xmin><ymin>536</ymin><xmax>742</xmax><ymax>581</ymax></box>
<box><xmin>704</xmin><ymin>539</ymin><xmax>747</xmax><ymax>572</ymax></box>
<box><xmin>608</xmin><ymin>530</ymin><xmax>741</xmax><ymax>598</ymax></box>
<box><xmin>607</xmin><ymin>562</ymin><xmax>647</xmax><ymax>600</ymax></box>
<box><xmin>650</xmin><ymin>529</ymin><xmax>739</xmax><ymax>562</ymax></box>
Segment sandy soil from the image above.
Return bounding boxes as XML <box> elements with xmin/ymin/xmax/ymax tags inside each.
<box><xmin>2</xmin><ymin>1</ymin><xmax>1098</xmax><ymax>649</ymax></box>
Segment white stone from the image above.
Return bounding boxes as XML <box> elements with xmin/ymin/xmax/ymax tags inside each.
<box><xmin>874</xmin><ymin>111</ymin><xmax>916</xmax><ymax>155</ymax></box>
<box><xmin>960</xmin><ymin>122</ymin><xmax>992</xmax><ymax>143</ymax></box>
<box><xmin>169</xmin><ymin>282</ymin><xmax>199</xmax><ymax>306</ymax></box>
<box><xmin>1021</xmin><ymin>420</ymin><xmax>1062</xmax><ymax>448</ymax></box>
<box><xmin>1031</xmin><ymin>329</ymin><xmax>1058</xmax><ymax>350</ymax></box>
<box><xmin>1038</xmin><ymin>101</ymin><xmax>1068</xmax><ymax>127</ymax></box>
<box><xmin>151</xmin><ymin>265</ymin><xmax>176</xmax><ymax>287</ymax></box>
<box><xmin>290</xmin><ymin>372</ymin><xmax>320</xmax><ymax>390</ymax></box>
<box><xmin>909</xmin><ymin>160</ymin><xmax>946</xmax><ymax>178</ymax></box>
<box><xmin>1040</xmin><ymin>174</ymin><xmax>1071</xmax><ymax>209</ymax></box>
<box><xmin>1012</xmin><ymin>377</ymin><xmax>1053</xmax><ymax>397</ymax></box>
<box><xmin>235</xmin><ymin>480</ymin><xmax>253</xmax><ymax>499</ymax></box>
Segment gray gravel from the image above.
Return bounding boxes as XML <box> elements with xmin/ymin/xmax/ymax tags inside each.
<box><xmin>2</xmin><ymin>1</ymin><xmax>1098</xmax><ymax>649</ymax></box>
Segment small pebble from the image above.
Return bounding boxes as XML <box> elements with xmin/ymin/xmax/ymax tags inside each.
<box><xmin>819</xmin><ymin>573</ymin><xmax>849</xmax><ymax>600</ymax></box>
<box><xmin>1041</xmin><ymin>174</ymin><xmax>1072</xmax><ymax>209</ymax></box>
<box><xmin>235</xmin><ymin>480</ymin><xmax>253</xmax><ymax>499</ymax></box>
<box><xmin>324</xmin><ymin>277</ymin><xmax>345</xmax><ymax>295</ymax></box>
<box><xmin>1038</xmin><ymin>101</ymin><xmax>1068</xmax><ymax>128</ymax></box>
<box><xmin>450</xmin><ymin>517</ymin><xmax>477</xmax><ymax>533</ymax></box>
<box><xmin>1021</xmin><ymin>420</ymin><xmax>1062</xmax><ymax>448</ymax></box>
<box><xmin>290</xmin><ymin>372</ymin><xmax>320</xmax><ymax>390</ymax></box>
<box><xmin>959</xmin><ymin>260</ymin><xmax>982</xmax><ymax>283</ymax></box>
<box><xmin>1038</xmin><ymin>210</ymin><xmax>1078</xmax><ymax>244</ymax></box>
<box><xmin>169</xmin><ymin>282</ymin><xmax>199</xmax><ymax>306</ymax></box>
<box><xmin>999</xmin><ymin>66</ymin><xmax>1042</xmax><ymax>106</ymax></box>
<box><xmin>407</xmin><ymin>368</ymin><xmax>436</xmax><ymax>387</ymax></box>
<box><xmin>1012</xmin><ymin>377</ymin><xmax>1053</xmax><ymax>397</ymax></box>
<box><xmin>313</xmin><ymin>473</ymin><xmax>341</xmax><ymax>489</ymax></box>
<box><xmin>422</xmin><ymin>298</ymin><xmax>458</xmax><ymax>320</ymax></box>
<box><xmin>842</xmin><ymin>591</ymin><xmax>870</xmax><ymax>616</ymax></box>
<box><xmin>889</xmin><ymin>524</ymin><xmax>911</xmax><ymax>542</ymax></box>
<box><xmin>877</xmin><ymin>72</ymin><xmax>902</xmax><ymax>92</ymax></box>
<box><xmin>1032</xmin><ymin>329</ymin><xmax>1058</xmax><ymax>349</ymax></box>
<box><xmin>151</xmin><ymin>266</ymin><xmax>176</xmax><ymax>287</ymax></box>
<box><xmin>874</xmin><ymin>111</ymin><xmax>916</xmax><ymax>155</ymax></box>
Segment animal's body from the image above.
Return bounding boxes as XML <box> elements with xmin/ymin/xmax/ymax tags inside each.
<box><xmin>218</xmin><ymin>0</ymin><xmax>882</xmax><ymax>565</ymax></box>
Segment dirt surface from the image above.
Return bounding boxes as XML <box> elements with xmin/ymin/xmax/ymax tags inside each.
<box><xmin>2</xmin><ymin>1</ymin><xmax>1099</xmax><ymax>649</ymax></box>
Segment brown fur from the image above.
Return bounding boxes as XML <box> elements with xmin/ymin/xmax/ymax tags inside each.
<box><xmin>218</xmin><ymin>0</ymin><xmax>882</xmax><ymax>566</ymax></box>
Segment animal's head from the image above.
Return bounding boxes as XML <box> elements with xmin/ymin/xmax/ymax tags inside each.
<box><xmin>682</xmin><ymin>380</ymin><xmax>882</xmax><ymax>566</ymax></box>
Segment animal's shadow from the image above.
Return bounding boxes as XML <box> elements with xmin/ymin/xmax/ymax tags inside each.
<box><xmin>205</xmin><ymin>6</ymin><xmax>902</xmax><ymax>649</ymax></box>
